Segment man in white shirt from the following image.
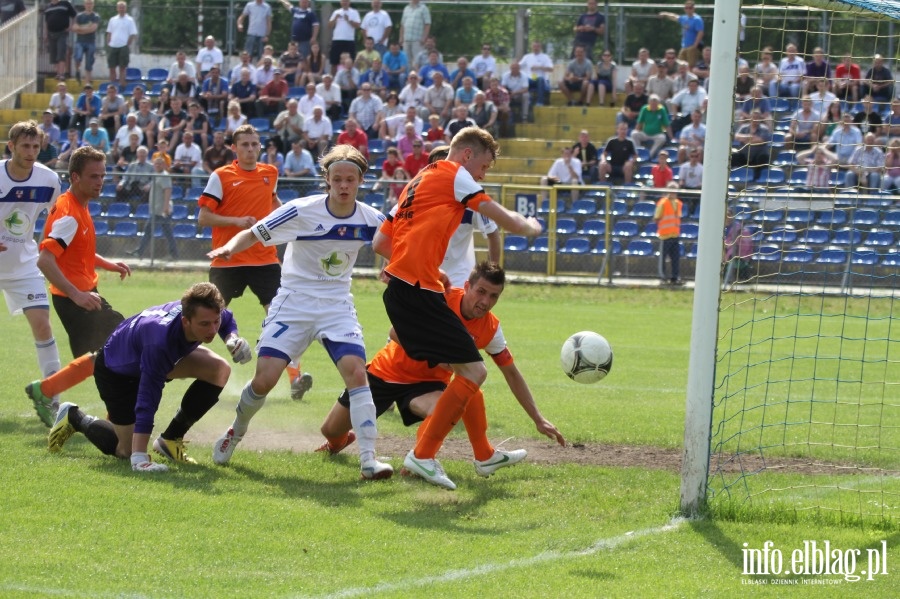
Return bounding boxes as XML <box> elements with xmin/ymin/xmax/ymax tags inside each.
<box><xmin>398</xmin><ymin>71</ymin><xmax>427</xmax><ymax>112</ymax></box>
<box><xmin>380</xmin><ymin>105</ymin><xmax>423</xmax><ymax>140</ymax></box>
<box><xmin>362</xmin><ymin>0</ymin><xmax>392</xmax><ymax>55</ymax></box>
<box><xmin>677</xmin><ymin>109</ymin><xmax>706</xmax><ymax>163</ymax></box>
<box><xmin>273</xmin><ymin>98</ymin><xmax>306</xmax><ymax>146</ymax></box>
<box><xmin>541</xmin><ymin>146</ymin><xmax>584</xmax><ymax>202</ymax></box>
<box><xmin>255</xmin><ymin>56</ymin><xmax>277</xmax><ymax>88</ymax></box>
<box><xmin>229</xmin><ymin>51</ymin><xmax>258</xmax><ymax>84</ymax></box>
<box><xmin>49</xmin><ymin>81</ymin><xmax>75</xmax><ymax>131</ymax></box>
<box><xmin>170</xmin><ymin>131</ymin><xmax>204</xmax><ymax>187</ymax></box>
<box><xmin>113</xmin><ymin>112</ymin><xmax>143</xmax><ymax>151</ymax></box>
<box><xmin>678</xmin><ymin>148</ymin><xmax>703</xmax><ymax>190</ymax></box>
<box><xmin>316</xmin><ymin>73</ymin><xmax>343</xmax><ymax>121</ymax></box>
<box><xmin>519</xmin><ymin>41</ymin><xmax>553</xmax><ymax>106</ymax></box>
<box><xmin>302</xmin><ymin>105</ymin><xmax>332</xmax><ymax>159</ymax></box>
<box><xmin>328</xmin><ymin>0</ymin><xmax>361</xmax><ymax>75</ymax></box>
<box><xmin>298</xmin><ymin>82</ymin><xmax>326</xmax><ymax>118</ymax></box>
<box><xmin>195</xmin><ymin>35</ymin><xmax>224</xmax><ymax>82</ymax></box>
<box><xmin>471</xmin><ymin>42</ymin><xmax>497</xmax><ymax>90</ymax></box>
<box><xmin>501</xmin><ymin>61</ymin><xmax>530</xmax><ymax>124</ymax></box>
<box><xmin>167</xmin><ymin>50</ymin><xmax>198</xmax><ymax>85</ymax></box>
<box><xmin>105</xmin><ymin>1</ymin><xmax>137</xmax><ymax>89</ymax></box>
<box><xmin>667</xmin><ymin>78</ymin><xmax>707</xmax><ymax>137</ymax></box>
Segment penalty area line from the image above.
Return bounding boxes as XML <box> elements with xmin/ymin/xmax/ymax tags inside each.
<box><xmin>307</xmin><ymin>517</ymin><xmax>686</xmax><ymax>599</ymax></box>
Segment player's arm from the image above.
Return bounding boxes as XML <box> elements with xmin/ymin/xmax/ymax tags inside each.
<box><xmin>37</xmin><ymin>248</ymin><xmax>102</xmax><ymax>311</ymax></box>
<box><xmin>496</xmin><ymin>360</ymin><xmax>566</xmax><ymax>446</ymax></box>
<box><xmin>95</xmin><ymin>254</ymin><xmax>132</xmax><ymax>280</ymax></box>
<box><xmin>372</xmin><ymin>223</ymin><xmax>393</xmax><ymax>259</ymax></box>
<box><xmin>207</xmin><ymin>228</ymin><xmax>259</xmax><ymax>261</ymax></box>
<box><xmin>477</xmin><ymin>200</ymin><xmax>542</xmax><ymax>237</ymax></box>
<box><xmin>486</xmin><ymin>229</ymin><xmax>501</xmax><ymax>263</ymax></box>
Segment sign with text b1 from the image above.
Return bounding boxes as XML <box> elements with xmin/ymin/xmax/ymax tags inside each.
<box><xmin>515</xmin><ymin>193</ymin><xmax>537</xmax><ymax>217</ymax></box>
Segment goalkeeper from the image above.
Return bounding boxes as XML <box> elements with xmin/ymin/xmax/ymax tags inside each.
<box><xmin>47</xmin><ymin>282</ymin><xmax>253</xmax><ymax>472</ymax></box>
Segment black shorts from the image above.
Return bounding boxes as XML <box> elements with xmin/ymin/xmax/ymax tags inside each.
<box><xmin>209</xmin><ymin>264</ymin><xmax>281</xmax><ymax>307</ymax></box>
<box><xmin>383</xmin><ymin>278</ymin><xmax>483</xmax><ymax>366</ymax></box>
<box><xmin>52</xmin><ymin>292</ymin><xmax>125</xmax><ymax>358</ymax></box>
<box><xmin>338</xmin><ymin>370</ymin><xmax>446</xmax><ymax>427</ymax></box>
<box><xmin>329</xmin><ymin>40</ymin><xmax>357</xmax><ymax>68</ymax></box>
<box><xmin>93</xmin><ymin>349</ymin><xmax>141</xmax><ymax>426</ymax></box>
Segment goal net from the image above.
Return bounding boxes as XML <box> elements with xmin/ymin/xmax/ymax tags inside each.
<box><xmin>682</xmin><ymin>0</ymin><xmax>900</xmax><ymax>527</ymax></box>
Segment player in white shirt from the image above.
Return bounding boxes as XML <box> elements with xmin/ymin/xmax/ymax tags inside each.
<box><xmin>1</xmin><ymin>121</ymin><xmax>63</xmax><ymax>424</ymax></box>
<box><xmin>210</xmin><ymin>144</ymin><xmax>392</xmax><ymax>481</ymax></box>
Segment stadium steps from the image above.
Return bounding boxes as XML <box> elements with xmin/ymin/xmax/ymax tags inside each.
<box><xmin>20</xmin><ymin>92</ymin><xmax>53</xmax><ymax>109</ymax></box>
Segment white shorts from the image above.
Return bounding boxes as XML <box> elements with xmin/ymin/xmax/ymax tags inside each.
<box><xmin>1</xmin><ymin>276</ymin><xmax>51</xmax><ymax>315</ymax></box>
<box><xmin>257</xmin><ymin>289</ymin><xmax>365</xmax><ymax>363</ymax></box>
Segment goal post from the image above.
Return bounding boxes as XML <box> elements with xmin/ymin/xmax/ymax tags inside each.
<box><xmin>680</xmin><ymin>0</ymin><xmax>900</xmax><ymax>525</ymax></box>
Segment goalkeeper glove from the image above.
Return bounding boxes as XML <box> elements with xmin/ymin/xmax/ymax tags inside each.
<box><xmin>226</xmin><ymin>335</ymin><xmax>253</xmax><ymax>364</ymax></box>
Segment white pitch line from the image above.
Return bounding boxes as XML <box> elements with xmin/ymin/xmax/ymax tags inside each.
<box><xmin>305</xmin><ymin>517</ymin><xmax>687</xmax><ymax>599</ymax></box>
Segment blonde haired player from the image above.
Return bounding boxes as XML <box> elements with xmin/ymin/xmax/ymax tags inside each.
<box><xmin>209</xmin><ymin>145</ymin><xmax>392</xmax><ymax>480</ymax></box>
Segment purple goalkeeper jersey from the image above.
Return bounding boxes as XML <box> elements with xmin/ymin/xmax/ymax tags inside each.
<box><xmin>101</xmin><ymin>300</ymin><xmax>238</xmax><ymax>434</ymax></box>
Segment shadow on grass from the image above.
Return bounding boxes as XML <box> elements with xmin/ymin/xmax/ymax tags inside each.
<box><xmin>568</xmin><ymin>567</ymin><xmax>618</xmax><ymax>582</ymax></box>
<box><xmin>690</xmin><ymin>519</ymin><xmax>746</xmax><ymax>573</ymax></box>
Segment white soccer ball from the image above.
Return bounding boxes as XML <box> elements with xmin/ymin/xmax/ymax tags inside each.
<box><xmin>560</xmin><ymin>331</ymin><xmax>613</xmax><ymax>384</ymax></box>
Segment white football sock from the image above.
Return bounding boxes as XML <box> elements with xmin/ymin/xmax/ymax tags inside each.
<box><xmin>232</xmin><ymin>381</ymin><xmax>266</xmax><ymax>437</ymax></box>
<box><xmin>348</xmin><ymin>386</ymin><xmax>377</xmax><ymax>464</ymax></box>
<box><xmin>35</xmin><ymin>337</ymin><xmax>61</xmax><ymax>379</ymax></box>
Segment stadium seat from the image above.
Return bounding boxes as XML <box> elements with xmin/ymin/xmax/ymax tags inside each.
<box><xmin>623</xmin><ymin>239</ymin><xmax>655</xmax><ymax>256</ymax></box>
<box><xmin>569</xmin><ymin>199</ymin><xmax>597</xmax><ymax>215</ymax></box>
<box><xmin>728</xmin><ymin>167</ymin><xmax>754</xmax><ymax>185</ymax></box>
<box><xmin>504</xmin><ymin>235</ymin><xmax>528</xmax><ymax>252</ymax></box>
<box><xmin>249</xmin><ymin>117</ymin><xmax>271</xmax><ymax>133</ymax></box>
<box><xmin>753</xmin><ymin>245</ymin><xmax>781</xmax><ymax>262</ymax></box>
<box><xmin>133</xmin><ymin>204</ymin><xmax>150</xmax><ymax>220</ymax></box>
<box><xmin>559</xmin><ymin>237</ymin><xmax>592</xmax><ymax>254</ymax></box>
<box><xmin>782</xmin><ymin>246</ymin><xmax>815</xmax><ymax>263</ymax></box>
<box><xmin>816</xmin><ymin>210</ymin><xmax>848</xmax><ymax>226</ymax></box>
<box><xmin>593</xmin><ymin>239</ymin><xmax>622</xmax><ymax>254</ymax></box>
<box><xmin>828</xmin><ymin>170</ymin><xmax>846</xmax><ymax>186</ymax></box>
<box><xmin>864</xmin><ymin>230</ymin><xmax>894</xmax><ymax>247</ymax></box>
<box><xmin>367</xmin><ymin>139</ymin><xmax>387</xmax><ymax>153</ymax></box>
<box><xmin>88</xmin><ymin>201</ymin><xmax>102</xmax><ymax>217</ymax></box>
<box><xmin>597</xmin><ymin>199</ymin><xmax>627</xmax><ymax>216</ymax></box>
<box><xmin>772</xmin><ymin>151</ymin><xmax>797</xmax><ymax>167</ymax></box>
<box><xmin>851</xmin><ymin>209</ymin><xmax>880</xmax><ymax>227</ymax></box>
<box><xmin>185</xmin><ymin>186</ymin><xmax>204</xmax><ymax>202</ymax></box>
<box><xmin>684</xmin><ymin>243</ymin><xmax>698</xmax><ymax>258</ymax></box>
<box><xmin>640</xmin><ymin>222</ymin><xmax>657</xmax><ymax>237</ymax></box>
<box><xmin>104</xmin><ymin>202</ymin><xmax>131</xmax><ymax>218</ymax></box>
<box><xmin>126</xmin><ymin>67</ymin><xmax>141</xmax><ymax>81</ymax></box>
<box><xmin>109</xmin><ymin>222</ymin><xmax>138</xmax><ymax>237</ymax></box>
<box><xmin>363</xmin><ymin>192</ymin><xmax>384</xmax><ymax>209</ymax></box>
<box><xmin>788</xmin><ymin>168</ymin><xmax>809</xmax><ymax>186</ymax></box>
<box><xmin>555</xmin><ymin>218</ymin><xmax>577</xmax><ymax>235</ymax></box>
<box><xmin>538</xmin><ymin>199</ymin><xmax>567</xmax><ymax>214</ymax></box>
<box><xmin>629</xmin><ymin>201</ymin><xmax>656</xmax><ymax>219</ymax></box>
<box><xmin>851</xmin><ymin>250</ymin><xmax>879</xmax><ymax>265</ymax></box>
<box><xmin>753</xmin><ymin>209</ymin><xmax>783</xmax><ymax>223</ymax></box>
<box><xmin>756</xmin><ymin>168</ymin><xmax>785</xmax><ymax>185</ymax></box>
<box><xmin>530</xmin><ymin>236</ymin><xmax>553</xmax><ymax>252</ymax></box>
<box><xmin>798</xmin><ymin>228</ymin><xmax>831</xmax><ymax>245</ymax></box>
<box><xmin>277</xmin><ymin>188</ymin><xmax>296</xmax><ymax>203</ymax></box>
<box><xmin>784</xmin><ymin>209</ymin><xmax>812</xmax><ymax>224</ymax></box>
<box><xmin>579</xmin><ymin>219</ymin><xmax>605</xmax><ymax>236</ymax></box>
<box><xmin>881</xmin><ymin>210</ymin><xmax>900</xmax><ymax>227</ymax></box>
<box><xmin>97</xmin><ymin>82</ymin><xmax>112</xmax><ymax>95</ymax></box>
<box><xmin>769</xmin><ymin>97</ymin><xmax>792</xmax><ymax>113</ymax></box>
<box><xmin>764</xmin><ymin>226</ymin><xmax>797</xmax><ymax>244</ymax></box>
<box><xmin>199</xmin><ymin>227</ymin><xmax>212</xmax><ymax>239</ymax></box>
<box><xmin>122</xmin><ymin>83</ymin><xmax>138</xmax><ymax>96</ymax></box>
<box><xmin>635</xmin><ymin>147</ymin><xmax>650</xmax><ymax>162</ymax></box>
<box><xmin>816</xmin><ymin>248</ymin><xmax>847</xmax><ymax>264</ymax></box>
<box><xmin>287</xmin><ymin>86</ymin><xmax>305</xmax><ymax>98</ymax></box>
<box><xmin>100</xmin><ymin>183</ymin><xmax>117</xmax><ymax>200</ymax></box>
<box><xmin>144</xmin><ymin>68</ymin><xmax>168</xmax><ymax>82</ymax></box>
<box><xmin>93</xmin><ymin>219</ymin><xmax>109</xmax><ymax>236</ymax></box>
<box><xmin>635</xmin><ymin>163</ymin><xmax>654</xmax><ymax>182</ymax></box>
<box><xmin>173</xmin><ymin>224</ymin><xmax>197</xmax><ymax>239</ymax></box>
<box><xmin>831</xmin><ymin>228</ymin><xmax>863</xmax><ymax>245</ymax></box>
<box><xmin>170</xmin><ymin>204</ymin><xmax>189</xmax><ymax>220</ymax></box>
<box><xmin>611</xmin><ymin>220</ymin><xmax>639</xmax><ymax>238</ymax></box>
<box><xmin>170</xmin><ymin>185</ymin><xmax>184</xmax><ymax>201</ymax></box>
<box><xmin>880</xmin><ymin>252</ymin><xmax>900</xmax><ymax>267</ymax></box>
<box><xmin>680</xmin><ymin>222</ymin><xmax>700</xmax><ymax>240</ymax></box>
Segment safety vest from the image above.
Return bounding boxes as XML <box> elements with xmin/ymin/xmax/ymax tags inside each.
<box><xmin>656</xmin><ymin>196</ymin><xmax>682</xmax><ymax>239</ymax></box>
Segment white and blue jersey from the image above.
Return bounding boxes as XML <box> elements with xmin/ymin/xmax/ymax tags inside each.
<box><xmin>0</xmin><ymin>160</ymin><xmax>61</xmax><ymax>281</ymax></box>
<box><xmin>442</xmin><ymin>209</ymin><xmax>498</xmax><ymax>288</ymax></box>
<box><xmin>101</xmin><ymin>300</ymin><xmax>238</xmax><ymax>434</ymax></box>
<box><xmin>250</xmin><ymin>193</ymin><xmax>385</xmax><ymax>297</ymax></box>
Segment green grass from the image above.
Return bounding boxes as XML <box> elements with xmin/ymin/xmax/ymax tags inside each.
<box><xmin>1</xmin><ymin>271</ymin><xmax>898</xmax><ymax>597</ymax></box>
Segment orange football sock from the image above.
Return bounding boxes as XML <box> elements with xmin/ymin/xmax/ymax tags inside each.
<box><xmin>325</xmin><ymin>432</ymin><xmax>349</xmax><ymax>449</ymax></box>
<box><xmin>41</xmin><ymin>353</ymin><xmax>95</xmax><ymax>398</ymax></box>
<box><xmin>462</xmin><ymin>390</ymin><xmax>494</xmax><ymax>461</ymax></box>
<box><xmin>286</xmin><ymin>364</ymin><xmax>301</xmax><ymax>382</ymax></box>
<box><xmin>414</xmin><ymin>376</ymin><xmax>480</xmax><ymax>459</ymax></box>
<box><xmin>415</xmin><ymin>415</ymin><xmax>431</xmax><ymax>444</ymax></box>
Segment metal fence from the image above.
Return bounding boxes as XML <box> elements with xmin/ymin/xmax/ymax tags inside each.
<box><xmin>0</xmin><ymin>6</ymin><xmax>39</xmax><ymax>108</ymax></box>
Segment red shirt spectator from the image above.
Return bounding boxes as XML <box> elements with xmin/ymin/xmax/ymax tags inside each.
<box><xmin>651</xmin><ymin>161</ymin><xmax>674</xmax><ymax>188</ymax></box>
<box><xmin>426</xmin><ymin>126</ymin><xmax>445</xmax><ymax>143</ymax></box>
<box><xmin>403</xmin><ymin>142</ymin><xmax>429</xmax><ymax>176</ymax></box>
<box><xmin>337</xmin><ymin>120</ymin><xmax>369</xmax><ymax>159</ymax></box>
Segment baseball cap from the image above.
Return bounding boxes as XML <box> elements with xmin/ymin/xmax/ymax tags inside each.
<box><xmin>83</xmin><ymin>83</ymin><xmax>93</xmax><ymax>89</ymax></box>
<box><xmin>43</xmin><ymin>109</ymin><xmax>53</xmax><ymax>115</ymax></box>
<box><xmin>88</xmin><ymin>117</ymin><xmax>99</xmax><ymax>124</ymax></box>
<box><xmin>274</xmin><ymin>68</ymin><xmax>283</xmax><ymax>74</ymax></box>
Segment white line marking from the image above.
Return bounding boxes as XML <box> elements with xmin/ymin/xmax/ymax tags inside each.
<box><xmin>306</xmin><ymin>517</ymin><xmax>687</xmax><ymax>599</ymax></box>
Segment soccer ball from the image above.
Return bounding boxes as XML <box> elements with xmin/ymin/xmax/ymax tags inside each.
<box><xmin>560</xmin><ymin>331</ymin><xmax>613</xmax><ymax>384</ymax></box>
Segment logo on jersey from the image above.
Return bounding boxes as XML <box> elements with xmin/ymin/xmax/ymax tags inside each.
<box><xmin>320</xmin><ymin>251</ymin><xmax>351</xmax><ymax>277</ymax></box>
<box><xmin>232</xmin><ymin>181</ymin><xmax>244</xmax><ymax>187</ymax></box>
<box><xmin>314</xmin><ymin>224</ymin><xmax>325</xmax><ymax>232</ymax></box>
<box><xmin>263</xmin><ymin>176</ymin><xmax>270</xmax><ymax>185</ymax></box>
<box><xmin>3</xmin><ymin>209</ymin><xmax>31</xmax><ymax>237</ymax></box>
<box><xmin>255</xmin><ymin>223</ymin><xmax>271</xmax><ymax>241</ymax></box>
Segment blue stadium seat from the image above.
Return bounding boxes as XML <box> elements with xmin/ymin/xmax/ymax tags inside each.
<box><xmin>753</xmin><ymin>245</ymin><xmax>781</xmax><ymax>262</ymax></box>
<box><xmin>597</xmin><ymin>199</ymin><xmax>628</xmax><ymax>216</ymax></box>
<box><xmin>199</xmin><ymin>227</ymin><xmax>212</xmax><ymax>239</ymax></box>
<box><xmin>764</xmin><ymin>226</ymin><xmax>797</xmax><ymax>244</ymax></box>
<box><xmin>504</xmin><ymin>235</ymin><xmax>528</xmax><ymax>252</ymax></box>
<box><xmin>772</xmin><ymin>151</ymin><xmax>797</xmax><ymax>167</ymax></box>
<box><xmin>100</xmin><ymin>183</ymin><xmax>117</xmax><ymax>200</ymax></box>
<box><xmin>144</xmin><ymin>68</ymin><xmax>168</xmax><ymax>82</ymax></box>
<box><xmin>684</xmin><ymin>243</ymin><xmax>697</xmax><ymax>258</ymax></box>
<box><xmin>788</xmin><ymin>168</ymin><xmax>809</xmax><ymax>186</ymax></box>
<box><xmin>756</xmin><ymin>168</ymin><xmax>785</xmax><ymax>185</ymax></box>
<box><xmin>635</xmin><ymin>163</ymin><xmax>654</xmax><ymax>182</ymax></box>
<box><xmin>729</xmin><ymin>167</ymin><xmax>754</xmax><ymax>185</ymax></box>
<box><xmin>559</xmin><ymin>237</ymin><xmax>592</xmax><ymax>254</ymax></box>
<box><xmin>831</xmin><ymin>228</ymin><xmax>863</xmax><ymax>245</ymax></box>
<box><xmin>122</xmin><ymin>83</ymin><xmax>139</xmax><ymax>96</ymax></box>
<box><xmin>770</xmin><ymin>97</ymin><xmax>792</xmax><ymax>113</ymax></box>
<box><xmin>555</xmin><ymin>218</ymin><xmax>577</xmax><ymax>235</ymax></box>
<box><xmin>635</xmin><ymin>147</ymin><xmax>650</xmax><ymax>162</ymax></box>
<box><xmin>881</xmin><ymin>252</ymin><xmax>900</xmax><ymax>267</ymax></box>
<box><xmin>185</xmin><ymin>186</ymin><xmax>204</xmax><ymax>202</ymax></box>
<box><xmin>93</xmin><ymin>219</ymin><xmax>109</xmax><ymax>236</ymax></box>
<box><xmin>623</xmin><ymin>239</ymin><xmax>656</xmax><ymax>256</ymax></box>
<box><xmin>816</xmin><ymin>248</ymin><xmax>847</xmax><ymax>264</ymax></box>
<box><xmin>287</xmin><ymin>86</ymin><xmax>305</xmax><ymax>98</ymax></box>
<box><xmin>97</xmin><ymin>82</ymin><xmax>112</xmax><ymax>95</ymax></box>
<box><xmin>882</xmin><ymin>210</ymin><xmax>900</xmax><ymax>227</ymax></box>
<box><xmin>569</xmin><ymin>199</ymin><xmax>597</xmax><ymax>215</ymax></box>
<box><xmin>88</xmin><ymin>201</ymin><xmax>102</xmax><ymax>217</ymax></box>
<box><xmin>680</xmin><ymin>222</ymin><xmax>699</xmax><ymax>240</ymax></box>
<box><xmin>798</xmin><ymin>228</ymin><xmax>830</xmax><ymax>245</ymax></box>
<box><xmin>611</xmin><ymin>220</ymin><xmax>639</xmax><ymax>238</ymax></box>
<box><xmin>104</xmin><ymin>202</ymin><xmax>131</xmax><ymax>218</ymax></box>
<box><xmin>754</xmin><ymin>209</ymin><xmax>783</xmax><ymax>223</ymax></box>
<box><xmin>782</xmin><ymin>246</ymin><xmax>815</xmax><ymax>263</ymax></box>
<box><xmin>851</xmin><ymin>250</ymin><xmax>879</xmax><ymax>265</ymax></box>
<box><xmin>593</xmin><ymin>239</ymin><xmax>622</xmax><ymax>254</ymax></box>
<box><xmin>249</xmin><ymin>117</ymin><xmax>271</xmax><ymax>133</ymax></box>
<box><xmin>277</xmin><ymin>188</ymin><xmax>296</xmax><ymax>203</ymax></box>
<box><xmin>816</xmin><ymin>210</ymin><xmax>848</xmax><ymax>226</ymax></box>
<box><xmin>170</xmin><ymin>204</ymin><xmax>189</xmax><ymax>220</ymax></box>
<box><xmin>109</xmin><ymin>222</ymin><xmax>138</xmax><ymax>237</ymax></box>
<box><xmin>530</xmin><ymin>236</ymin><xmax>553</xmax><ymax>252</ymax></box>
<box><xmin>828</xmin><ymin>170</ymin><xmax>846</xmax><ymax>186</ymax></box>
<box><xmin>368</xmin><ymin>139</ymin><xmax>387</xmax><ymax>153</ymax></box>
<box><xmin>579</xmin><ymin>219</ymin><xmax>605</xmax><ymax>236</ymax></box>
<box><xmin>363</xmin><ymin>192</ymin><xmax>384</xmax><ymax>209</ymax></box>
<box><xmin>173</xmin><ymin>224</ymin><xmax>197</xmax><ymax>239</ymax></box>
<box><xmin>125</xmin><ymin>67</ymin><xmax>142</xmax><ymax>81</ymax></box>
<box><xmin>629</xmin><ymin>201</ymin><xmax>656</xmax><ymax>219</ymax></box>
<box><xmin>864</xmin><ymin>230</ymin><xmax>894</xmax><ymax>247</ymax></box>
<box><xmin>170</xmin><ymin>185</ymin><xmax>184</xmax><ymax>201</ymax></box>
<box><xmin>784</xmin><ymin>209</ymin><xmax>812</xmax><ymax>224</ymax></box>
<box><xmin>851</xmin><ymin>209</ymin><xmax>880</xmax><ymax>227</ymax></box>
<box><xmin>640</xmin><ymin>222</ymin><xmax>657</xmax><ymax>237</ymax></box>
<box><xmin>133</xmin><ymin>204</ymin><xmax>150</xmax><ymax>219</ymax></box>
<box><xmin>538</xmin><ymin>199</ymin><xmax>567</xmax><ymax>214</ymax></box>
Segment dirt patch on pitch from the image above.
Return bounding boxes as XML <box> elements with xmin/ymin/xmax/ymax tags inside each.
<box><xmin>191</xmin><ymin>429</ymin><xmax>884</xmax><ymax>476</ymax></box>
